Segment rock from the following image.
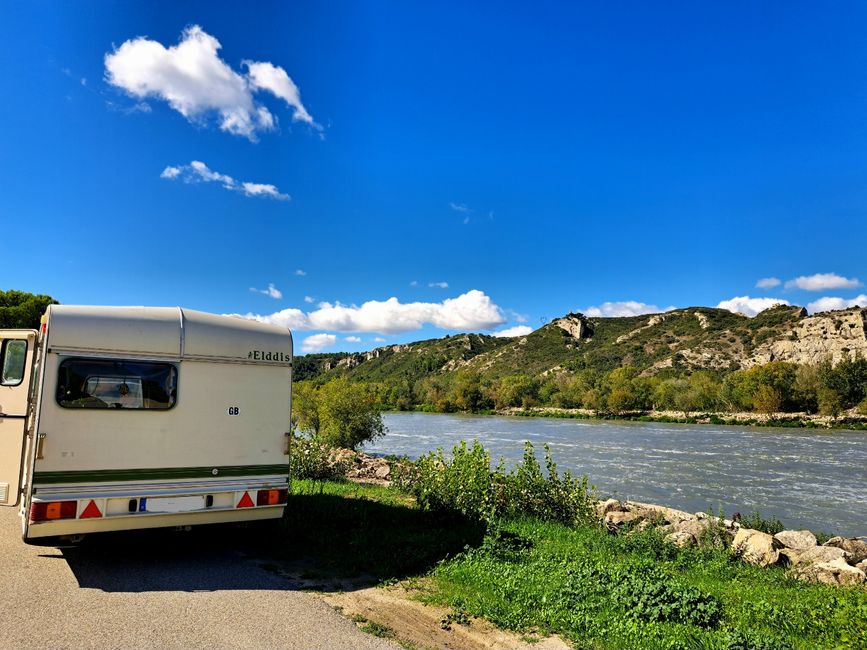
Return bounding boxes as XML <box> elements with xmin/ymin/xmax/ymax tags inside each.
<box><xmin>671</xmin><ymin>518</ymin><xmax>711</xmax><ymax>539</ymax></box>
<box><xmin>823</xmin><ymin>537</ymin><xmax>867</xmax><ymax>564</ymax></box>
<box><xmin>597</xmin><ymin>499</ymin><xmax>622</xmax><ymax>518</ymax></box>
<box><xmin>665</xmin><ymin>531</ymin><xmax>696</xmax><ymax>548</ymax></box>
<box><xmin>779</xmin><ymin>545</ymin><xmax>850</xmax><ymax>567</ymax></box>
<box><xmin>374</xmin><ymin>464</ymin><xmax>391</xmax><ymax>479</ymax></box>
<box><xmin>856</xmin><ymin>559</ymin><xmax>867</xmax><ymax>572</ymax></box>
<box><xmin>604</xmin><ymin>511</ymin><xmax>640</xmax><ymax>528</ymax></box>
<box><xmin>795</xmin><ymin>558</ymin><xmax>866</xmax><ymax>586</ymax></box>
<box><xmin>774</xmin><ymin>530</ymin><xmax>817</xmax><ymax>551</ymax></box>
<box><xmin>625</xmin><ymin>501</ymin><xmax>693</xmax><ymax>525</ymax></box>
<box><xmin>732</xmin><ymin>528</ymin><xmax>783</xmax><ymax>567</ymax></box>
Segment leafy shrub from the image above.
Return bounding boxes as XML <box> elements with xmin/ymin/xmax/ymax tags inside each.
<box><xmin>289</xmin><ymin>435</ymin><xmax>351</xmax><ymax>481</ymax></box>
<box><xmin>739</xmin><ymin>511</ymin><xmax>785</xmax><ymax>536</ymax></box>
<box><xmin>400</xmin><ymin>440</ymin><xmax>595</xmax><ymax>526</ymax></box>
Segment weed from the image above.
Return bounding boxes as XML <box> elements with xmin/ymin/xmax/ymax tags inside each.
<box><xmin>360</xmin><ymin>621</ymin><xmax>396</xmax><ymax>638</ymax></box>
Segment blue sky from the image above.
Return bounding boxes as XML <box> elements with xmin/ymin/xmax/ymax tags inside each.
<box><xmin>2</xmin><ymin>2</ymin><xmax>866</xmax><ymax>353</ymax></box>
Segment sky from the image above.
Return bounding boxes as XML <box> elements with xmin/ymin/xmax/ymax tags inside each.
<box><xmin>1</xmin><ymin>2</ymin><xmax>866</xmax><ymax>354</ymax></box>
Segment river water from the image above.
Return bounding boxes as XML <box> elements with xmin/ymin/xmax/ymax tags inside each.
<box><xmin>363</xmin><ymin>412</ymin><xmax>867</xmax><ymax>537</ymax></box>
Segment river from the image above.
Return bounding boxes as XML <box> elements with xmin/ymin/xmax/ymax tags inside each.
<box><xmin>363</xmin><ymin>412</ymin><xmax>867</xmax><ymax>537</ymax></box>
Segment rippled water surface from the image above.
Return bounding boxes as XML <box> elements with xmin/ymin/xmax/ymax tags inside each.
<box><xmin>364</xmin><ymin>412</ymin><xmax>867</xmax><ymax>536</ymax></box>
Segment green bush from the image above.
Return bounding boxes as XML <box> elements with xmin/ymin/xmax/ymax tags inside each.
<box><xmin>289</xmin><ymin>435</ymin><xmax>350</xmax><ymax>481</ymax></box>
<box><xmin>398</xmin><ymin>440</ymin><xmax>595</xmax><ymax>526</ymax></box>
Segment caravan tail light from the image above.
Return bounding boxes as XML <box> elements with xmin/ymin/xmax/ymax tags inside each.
<box><xmin>256</xmin><ymin>489</ymin><xmax>288</xmax><ymax>506</ymax></box>
<box><xmin>30</xmin><ymin>500</ymin><xmax>77</xmax><ymax>522</ymax></box>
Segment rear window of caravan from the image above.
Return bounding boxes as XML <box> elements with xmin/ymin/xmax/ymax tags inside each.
<box><xmin>1</xmin><ymin>339</ymin><xmax>27</xmax><ymax>386</ymax></box>
<box><xmin>56</xmin><ymin>359</ymin><xmax>177</xmax><ymax>410</ymax></box>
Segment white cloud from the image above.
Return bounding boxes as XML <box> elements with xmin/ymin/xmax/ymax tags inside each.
<box><xmin>784</xmin><ymin>273</ymin><xmax>861</xmax><ymax>291</ymax></box>
<box><xmin>493</xmin><ymin>325</ymin><xmax>533</xmax><ymax>338</ymax></box>
<box><xmin>294</xmin><ymin>269</ymin><xmax>306</xmax><ymax>276</ymax></box>
<box><xmin>235</xmin><ymin>289</ymin><xmax>506</xmax><ymax>334</ymax></box>
<box><xmin>507</xmin><ymin>309</ymin><xmax>529</xmax><ymax>323</ymax></box>
<box><xmin>301</xmin><ymin>333</ymin><xmax>337</xmax><ymax>353</ymax></box>
<box><xmin>584</xmin><ymin>301</ymin><xmax>672</xmax><ymax>318</ymax></box>
<box><xmin>373</xmin><ymin>337</ymin><xmax>386</xmax><ymax>343</ymax></box>
<box><xmin>716</xmin><ymin>296</ymin><xmax>789</xmax><ymax>317</ymax></box>
<box><xmin>449</xmin><ymin>202</ymin><xmax>471</xmax><ymax>213</ymax></box>
<box><xmin>304</xmin><ymin>295</ymin><xmax>314</xmax><ymax>304</ymax></box>
<box><xmin>160</xmin><ymin>160</ymin><xmax>289</xmax><ymax>200</ymax></box>
<box><xmin>250</xmin><ymin>283</ymin><xmax>282</xmax><ymax>299</ymax></box>
<box><xmin>806</xmin><ymin>294</ymin><xmax>867</xmax><ymax>314</ymax></box>
<box><xmin>104</xmin><ymin>25</ymin><xmax>318</xmax><ymax>140</ymax></box>
<box><xmin>428</xmin><ymin>281</ymin><xmax>449</xmax><ymax>289</ymax></box>
<box><xmin>756</xmin><ymin>277</ymin><xmax>781</xmax><ymax>289</ymax></box>
<box><xmin>345</xmin><ymin>336</ymin><xmax>362</xmax><ymax>343</ymax></box>
<box><xmin>409</xmin><ymin>280</ymin><xmax>418</xmax><ymax>287</ymax></box>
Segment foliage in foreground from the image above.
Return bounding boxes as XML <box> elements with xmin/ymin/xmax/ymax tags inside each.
<box><xmin>430</xmin><ymin>518</ymin><xmax>867</xmax><ymax>650</ymax></box>
<box><xmin>0</xmin><ymin>289</ymin><xmax>58</xmax><ymax>329</ymax></box>
<box><xmin>292</xmin><ymin>377</ymin><xmax>386</xmax><ymax>450</ymax></box>
<box><xmin>394</xmin><ymin>440</ymin><xmax>596</xmax><ymax>526</ymax></box>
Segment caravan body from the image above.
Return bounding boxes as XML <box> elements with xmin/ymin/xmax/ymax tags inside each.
<box><xmin>0</xmin><ymin>305</ymin><xmax>292</xmax><ymax>543</ymax></box>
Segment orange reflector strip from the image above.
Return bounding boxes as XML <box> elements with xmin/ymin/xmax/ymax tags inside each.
<box><xmin>46</xmin><ymin>502</ymin><xmax>62</xmax><ymax>520</ymax></box>
<box><xmin>80</xmin><ymin>500</ymin><xmax>102</xmax><ymax>519</ymax></box>
<box><xmin>236</xmin><ymin>492</ymin><xmax>255</xmax><ymax>508</ymax></box>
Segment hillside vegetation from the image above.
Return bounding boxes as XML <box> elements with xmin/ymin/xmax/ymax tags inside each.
<box><xmin>295</xmin><ymin>305</ymin><xmax>867</xmax><ymax>420</ymax></box>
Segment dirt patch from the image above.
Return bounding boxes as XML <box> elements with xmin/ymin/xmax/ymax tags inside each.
<box><xmin>324</xmin><ymin>582</ymin><xmax>570</xmax><ymax>650</ymax></box>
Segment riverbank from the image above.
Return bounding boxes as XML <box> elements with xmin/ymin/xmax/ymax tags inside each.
<box><xmin>283</xmin><ymin>477</ymin><xmax>867</xmax><ymax>649</ymax></box>
<box><xmin>504</xmin><ymin>406</ymin><xmax>867</xmax><ymax>430</ymax></box>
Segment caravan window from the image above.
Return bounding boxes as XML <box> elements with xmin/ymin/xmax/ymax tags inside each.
<box><xmin>1</xmin><ymin>340</ymin><xmax>27</xmax><ymax>386</ymax></box>
<box><xmin>56</xmin><ymin>359</ymin><xmax>177</xmax><ymax>410</ymax></box>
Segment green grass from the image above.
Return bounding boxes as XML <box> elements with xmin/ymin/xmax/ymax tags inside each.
<box><xmin>283</xmin><ymin>480</ymin><xmax>867</xmax><ymax>650</ymax></box>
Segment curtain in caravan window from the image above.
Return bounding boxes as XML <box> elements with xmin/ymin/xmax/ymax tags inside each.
<box><xmin>56</xmin><ymin>359</ymin><xmax>177</xmax><ymax>410</ymax></box>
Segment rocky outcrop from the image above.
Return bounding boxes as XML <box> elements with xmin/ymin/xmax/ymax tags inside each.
<box><xmin>824</xmin><ymin>536</ymin><xmax>867</xmax><ymax>564</ymax></box>
<box><xmin>553</xmin><ymin>315</ymin><xmax>588</xmax><ymax>340</ymax></box>
<box><xmin>795</xmin><ymin>558</ymin><xmax>866</xmax><ymax>586</ymax></box>
<box><xmin>748</xmin><ymin>307</ymin><xmax>867</xmax><ymax>367</ymax></box>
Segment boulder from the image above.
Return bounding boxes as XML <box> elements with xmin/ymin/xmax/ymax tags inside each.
<box><xmin>795</xmin><ymin>558</ymin><xmax>866</xmax><ymax>586</ymax></box>
<box><xmin>374</xmin><ymin>464</ymin><xmax>391</xmax><ymax>479</ymax></box>
<box><xmin>665</xmin><ymin>531</ymin><xmax>696</xmax><ymax>548</ymax></box>
<box><xmin>671</xmin><ymin>518</ymin><xmax>711</xmax><ymax>539</ymax></box>
<box><xmin>732</xmin><ymin>528</ymin><xmax>783</xmax><ymax>567</ymax></box>
<box><xmin>780</xmin><ymin>545</ymin><xmax>850</xmax><ymax>567</ymax></box>
<box><xmin>823</xmin><ymin>537</ymin><xmax>867</xmax><ymax>564</ymax></box>
<box><xmin>597</xmin><ymin>499</ymin><xmax>622</xmax><ymax>518</ymax></box>
<box><xmin>604</xmin><ymin>511</ymin><xmax>640</xmax><ymax>527</ymax></box>
<box><xmin>625</xmin><ymin>501</ymin><xmax>693</xmax><ymax>525</ymax></box>
<box><xmin>774</xmin><ymin>530</ymin><xmax>817</xmax><ymax>551</ymax></box>
<box><xmin>857</xmin><ymin>559</ymin><xmax>867</xmax><ymax>572</ymax></box>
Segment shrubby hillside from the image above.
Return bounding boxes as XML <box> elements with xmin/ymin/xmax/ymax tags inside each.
<box><xmin>296</xmin><ymin>305</ymin><xmax>867</xmax><ymax>417</ymax></box>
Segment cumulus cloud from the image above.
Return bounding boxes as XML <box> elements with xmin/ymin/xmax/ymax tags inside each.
<box><xmin>716</xmin><ymin>296</ymin><xmax>789</xmax><ymax>317</ymax></box>
<box><xmin>104</xmin><ymin>25</ymin><xmax>318</xmax><ymax>139</ymax></box>
<box><xmin>345</xmin><ymin>336</ymin><xmax>362</xmax><ymax>343</ymax></box>
<box><xmin>250</xmin><ymin>283</ymin><xmax>282</xmax><ymax>299</ymax></box>
<box><xmin>428</xmin><ymin>281</ymin><xmax>449</xmax><ymax>289</ymax></box>
<box><xmin>304</xmin><ymin>296</ymin><xmax>314</xmax><ymax>304</ymax></box>
<box><xmin>236</xmin><ymin>289</ymin><xmax>506</xmax><ymax>334</ymax></box>
<box><xmin>756</xmin><ymin>277</ymin><xmax>781</xmax><ymax>289</ymax></box>
<box><xmin>784</xmin><ymin>273</ymin><xmax>861</xmax><ymax>291</ymax></box>
<box><xmin>584</xmin><ymin>301</ymin><xmax>672</xmax><ymax>318</ymax></box>
<box><xmin>294</xmin><ymin>269</ymin><xmax>307</xmax><ymax>276</ymax></box>
<box><xmin>373</xmin><ymin>337</ymin><xmax>386</xmax><ymax>343</ymax></box>
<box><xmin>806</xmin><ymin>294</ymin><xmax>867</xmax><ymax>314</ymax></box>
<box><xmin>493</xmin><ymin>325</ymin><xmax>533</xmax><ymax>338</ymax></box>
<box><xmin>301</xmin><ymin>333</ymin><xmax>337</xmax><ymax>353</ymax></box>
<box><xmin>160</xmin><ymin>160</ymin><xmax>289</xmax><ymax>200</ymax></box>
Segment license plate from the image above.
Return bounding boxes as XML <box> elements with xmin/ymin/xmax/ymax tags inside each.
<box><xmin>144</xmin><ymin>496</ymin><xmax>204</xmax><ymax>513</ymax></box>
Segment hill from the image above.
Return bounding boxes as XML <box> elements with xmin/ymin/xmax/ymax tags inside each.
<box><xmin>296</xmin><ymin>304</ymin><xmax>867</xmax><ymax>383</ymax></box>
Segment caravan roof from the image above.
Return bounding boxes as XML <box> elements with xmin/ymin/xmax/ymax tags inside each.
<box><xmin>46</xmin><ymin>305</ymin><xmax>292</xmax><ymax>364</ymax></box>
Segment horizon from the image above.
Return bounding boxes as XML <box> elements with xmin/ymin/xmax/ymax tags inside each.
<box><xmin>2</xmin><ymin>2</ymin><xmax>866</xmax><ymax>354</ymax></box>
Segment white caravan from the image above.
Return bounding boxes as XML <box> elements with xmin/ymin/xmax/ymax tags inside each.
<box><xmin>0</xmin><ymin>305</ymin><xmax>292</xmax><ymax>544</ymax></box>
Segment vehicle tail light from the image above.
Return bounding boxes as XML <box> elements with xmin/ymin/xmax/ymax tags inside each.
<box><xmin>30</xmin><ymin>500</ymin><xmax>77</xmax><ymax>522</ymax></box>
<box><xmin>256</xmin><ymin>489</ymin><xmax>288</xmax><ymax>506</ymax></box>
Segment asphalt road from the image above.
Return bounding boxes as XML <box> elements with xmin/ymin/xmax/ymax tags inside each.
<box><xmin>0</xmin><ymin>507</ymin><xmax>398</xmax><ymax>650</ymax></box>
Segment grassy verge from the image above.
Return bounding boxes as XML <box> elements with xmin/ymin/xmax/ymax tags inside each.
<box><xmin>283</xmin><ymin>479</ymin><xmax>867</xmax><ymax>650</ymax></box>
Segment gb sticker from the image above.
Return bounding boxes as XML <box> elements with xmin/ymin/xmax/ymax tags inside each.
<box><xmin>227</xmin><ymin>406</ymin><xmax>240</xmax><ymax>416</ymax></box>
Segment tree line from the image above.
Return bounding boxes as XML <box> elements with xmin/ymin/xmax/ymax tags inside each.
<box><xmin>299</xmin><ymin>357</ymin><xmax>867</xmax><ymax>419</ymax></box>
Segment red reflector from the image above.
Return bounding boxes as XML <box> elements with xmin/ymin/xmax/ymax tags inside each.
<box><xmin>257</xmin><ymin>489</ymin><xmax>288</xmax><ymax>506</ymax></box>
<box><xmin>80</xmin><ymin>500</ymin><xmax>102</xmax><ymax>519</ymax></box>
<box><xmin>236</xmin><ymin>492</ymin><xmax>255</xmax><ymax>508</ymax></box>
<box><xmin>29</xmin><ymin>501</ymin><xmax>77</xmax><ymax>523</ymax></box>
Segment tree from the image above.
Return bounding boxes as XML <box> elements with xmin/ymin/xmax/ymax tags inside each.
<box><xmin>294</xmin><ymin>378</ymin><xmax>386</xmax><ymax>450</ymax></box>
<box><xmin>0</xmin><ymin>290</ymin><xmax>58</xmax><ymax>329</ymax></box>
